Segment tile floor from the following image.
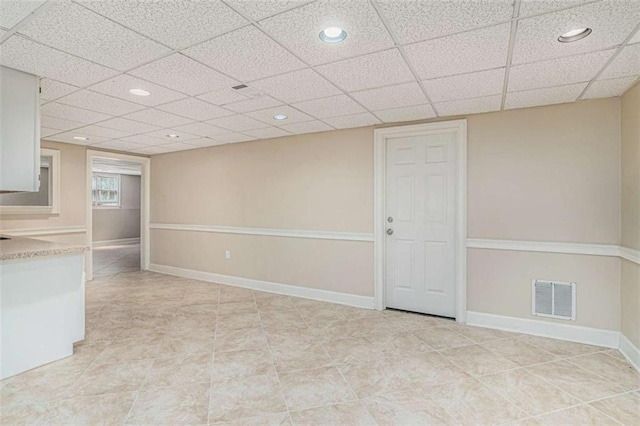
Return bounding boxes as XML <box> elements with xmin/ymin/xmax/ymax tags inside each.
<box><xmin>92</xmin><ymin>243</ymin><xmax>140</xmax><ymax>277</ymax></box>
<box><xmin>1</xmin><ymin>271</ymin><xmax>638</xmax><ymax>425</ymax></box>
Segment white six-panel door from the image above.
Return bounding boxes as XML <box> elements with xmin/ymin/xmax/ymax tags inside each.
<box><xmin>385</xmin><ymin>130</ymin><xmax>458</xmax><ymax>317</ymax></box>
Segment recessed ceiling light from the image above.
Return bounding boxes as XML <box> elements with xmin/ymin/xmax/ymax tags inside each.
<box><xmin>129</xmin><ymin>88</ymin><xmax>150</xmax><ymax>96</ymax></box>
<box><xmin>73</xmin><ymin>136</ymin><xmax>89</xmax><ymax>141</ymax></box>
<box><xmin>273</xmin><ymin>114</ymin><xmax>288</xmax><ymax>120</ymax></box>
<box><xmin>320</xmin><ymin>27</ymin><xmax>347</xmax><ymax>43</ymax></box>
<box><xmin>558</xmin><ymin>28</ymin><xmax>592</xmax><ymax>43</ymax></box>
<box><xmin>166</xmin><ymin>134</ymin><xmax>179</xmax><ymax>138</ymax></box>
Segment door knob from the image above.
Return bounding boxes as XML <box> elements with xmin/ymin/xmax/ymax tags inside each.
<box><xmin>386</xmin><ymin>228</ymin><xmax>394</xmax><ymax>235</ymax></box>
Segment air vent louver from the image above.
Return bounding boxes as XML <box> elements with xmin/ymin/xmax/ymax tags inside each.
<box><xmin>532</xmin><ymin>280</ymin><xmax>576</xmax><ymax>321</ymax></box>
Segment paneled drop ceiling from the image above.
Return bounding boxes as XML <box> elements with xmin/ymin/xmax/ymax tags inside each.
<box><xmin>1</xmin><ymin>0</ymin><xmax>638</xmax><ymax>155</ymax></box>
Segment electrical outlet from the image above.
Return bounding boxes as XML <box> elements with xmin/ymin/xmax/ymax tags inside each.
<box><xmin>225</xmin><ymin>250</ymin><xmax>231</xmax><ymax>260</ymax></box>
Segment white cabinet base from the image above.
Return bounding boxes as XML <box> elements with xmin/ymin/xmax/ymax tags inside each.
<box><xmin>0</xmin><ymin>253</ymin><xmax>85</xmax><ymax>380</ymax></box>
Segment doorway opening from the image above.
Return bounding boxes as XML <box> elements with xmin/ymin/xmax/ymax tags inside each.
<box><xmin>86</xmin><ymin>151</ymin><xmax>150</xmax><ymax>281</ymax></box>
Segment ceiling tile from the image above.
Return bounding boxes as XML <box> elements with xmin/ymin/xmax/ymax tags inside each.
<box><xmin>599</xmin><ymin>43</ymin><xmax>640</xmax><ymax>80</ymax></box>
<box><xmin>120</xmin><ymin>134</ymin><xmax>167</xmax><ymax>146</ymax></box>
<box><xmin>19</xmin><ymin>1</ymin><xmax>170</xmax><ymax>70</ymax></box>
<box><xmin>323</xmin><ymin>112</ymin><xmax>381</xmax><ymax>129</ymax></box>
<box><xmin>122</xmin><ymin>108</ymin><xmax>194</xmax><ymax>128</ymax></box>
<box><xmin>423</xmin><ymin>68</ymin><xmax>505</xmax><ymax>102</ymax></box>
<box><xmin>245</xmin><ymin>105</ymin><xmax>314</xmax><ymax>125</ymax></box>
<box><xmin>226</xmin><ymin>0</ymin><xmax>308</xmax><ymax>20</ymax></box>
<box><xmin>316</xmin><ymin>49</ymin><xmax>414</xmax><ymax>92</ymax></box>
<box><xmin>505</xmin><ymin>83</ymin><xmax>586</xmax><ymax>109</ymax></box>
<box><xmin>173</xmin><ymin>122</ymin><xmax>231</xmax><ymax>138</ymax></box>
<box><xmin>250</xmin><ymin>68</ymin><xmax>342</xmax><ymax>103</ymax></box>
<box><xmin>78</xmin><ymin>0</ymin><xmax>247</xmax><ymax>49</ymax></box>
<box><xmin>132</xmin><ymin>145</ymin><xmax>172</xmax><ymax>155</ymax></box>
<box><xmin>518</xmin><ymin>0</ymin><xmax>589</xmax><ymax>17</ymax></box>
<box><xmin>351</xmin><ymin>82</ymin><xmax>428</xmax><ymax>111</ymax></box>
<box><xmin>278</xmin><ymin>120</ymin><xmax>334</xmax><ymax>134</ymax></box>
<box><xmin>375</xmin><ymin>0</ymin><xmax>514</xmax><ymax>44</ymax></box>
<box><xmin>41</xmin><ymin>102</ymin><xmax>113</xmax><ymax>125</ymax></box>
<box><xmin>197</xmin><ymin>88</ymin><xmax>250</xmax><ymax>105</ymax></box>
<box><xmin>508</xmin><ymin>49</ymin><xmax>613</xmax><ymax>92</ymax></box>
<box><xmin>292</xmin><ymin>94</ymin><xmax>366</xmax><ymax>119</ymax></box>
<box><xmin>88</xmin><ymin>74</ymin><xmax>187</xmax><ymax>107</ymax></box>
<box><xmin>211</xmin><ymin>133</ymin><xmax>258</xmax><ymax>144</ymax></box>
<box><xmin>91</xmin><ymin>140</ymin><xmax>145</xmax><ymax>152</ymax></box>
<box><xmin>41</xmin><ymin>127</ymin><xmax>61</xmax><ymax>138</ymax></box>
<box><xmin>184</xmin><ymin>137</ymin><xmax>225</xmax><ymax>147</ymax></box>
<box><xmin>156</xmin><ymin>97</ymin><xmax>234</xmax><ymax>121</ymax></box>
<box><xmin>206</xmin><ymin>115</ymin><xmax>270</xmax><ymax>132</ymax></box>
<box><xmin>0</xmin><ymin>36</ymin><xmax>118</xmax><ymax>86</ymax></box>
<box><xmin>142</xmin><ymin>129</ymin><xmax>200</xmax><ymax>142</ymax></box>
<box><xmin>243</xmin><ymin>127</ymin><xmax>292</xmax><ymax>139</ymax></box>
<box><xmin>72</xmin><ymin>125</ymin><xmax>130</xmax><ymax>139</ymax></box>
<box><xmin>260</xmin><ymin>0</ymin><xmax>394</xmax><ymax>65</ymax></box>
<box><xmin>56</xmin><ymin>90</ymin><xmax>145</xmax><ymax>116</ymax></box>
<box><xmin>403</xmin><ymin>24</ymin><xmax>511</xmax><ymax>79</ymax></box>
<box><xmin>512</xmin><ymin>1</ymin><xmax>640</xmax><ymax>65</ymax></box>
<box><xmin>40</xmin><ymin>79</ymin><xmax>79</xmax><ymax>102</ymax></box>
<box><xmin>40</xmin><ymin>115</ymin><xmax>85</xmax><ymax>131</ymax></box>
<box><xmin>374</xmin><ymin>104</ymin><xmax>436</xmax><ymax>123</ymax></box>
<box><xmin>95</xmin><ymin>117</ymin><xmax>162</xmax><ymax>133</ymax></box>
<box><xmin>159</xmin><ymin>142</ymin><xmax>200</xmax><ymax>152</ymax></box>
<box><xmin>183</xmin><ymin>26</ymin><xmax>305</xmax><ymax>81</ymax></box>
<box><xmin>435</xmin><ymin>95</ymin><xmax>502</xmax><ymax>116</ymax></box>
<box><xmin>129</xmin><ymin>54</ymin><xmax>239</xmax><ymax>96</ymax></box>
<box><xmin>1</xmin><ymin>0</ymin><xmax>47</xmax><ymax>28</ymax></box>
<box><xmin>47</xmin><ymin>132</ymin><xmax>109</xmax><ymax>145</ymax></box>
<box><xmin>583</xmin><ymin>76</ymin><xmax>638</xmax><ymax>99</ymax></box>
<box><xmin>224</xmin><ymin>95</ymin><xmax>283</xmax><ymax>113</ymax></box>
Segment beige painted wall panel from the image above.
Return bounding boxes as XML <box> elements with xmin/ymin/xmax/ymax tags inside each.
<box><xmin>0</xmin><ymin>141</ymin><xmax>86</xmax><ymax>230</ymax></box>
<box><xmin>151</xmin><ymin>127</ymin><xmax>374</xmax><ymax>233</ymax></box>
<box><xmin>621</xmin><ymin>259</ymin><xmax>640</xmax><ymax>347</ymax></box>
<box><xmin>621</xmin><ymin>82</ymin><xmax>640</xmax><ymax>251</ymax></box>
<box><xmin>467</xmin><ymin>98</ymin><xmax>621</xmax><ymax>244</ymax></box>
<box><xmin>151</xmin><ymin>229</ymin><xmax>374</xmax><ymax>297</ymax></box>
<box><xmin>467</xmin><ymin>248</ymin><xmax>621</xmax><ymax>330</ymax></box>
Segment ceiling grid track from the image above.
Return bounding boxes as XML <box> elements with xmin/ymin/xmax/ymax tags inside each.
<box><xmin>501</xmin><ymin>0</ymin><xmax>522</xmax><ymax>110</ymax></box>
<box><xmin>576</xmin><ymin>20</ymin><xmax>640</xmax><ymax>100</ymax></box>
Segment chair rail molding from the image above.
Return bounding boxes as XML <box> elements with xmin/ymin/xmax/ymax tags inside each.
<box><xmin>467</xmin><ymin>238</ymin><xmax>638</xmax><ymax>264</ymax></box>
<box><xmin>149</xmin><ymin>223</ymin><xmax>374</xmax><ymax>242</ymax></box>
<box><xmin>0</xmin><ymin>226</ymin><xmax>87</xmax><ymax>236</ymax></box>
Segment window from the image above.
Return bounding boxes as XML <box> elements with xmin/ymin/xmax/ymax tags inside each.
<box><xmin>92</xmin><ymin>173</ymin><xmax>120</xmax><ymax>207</ymax></box>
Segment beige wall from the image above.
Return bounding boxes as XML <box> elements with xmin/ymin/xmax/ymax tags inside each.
<box><xmin>93</xmin><ymin>174</ymin><xmax>141</xmax><ymax>242</ymax></box>
<box><xmin>467</xmin><ymin>98</ymin><xmax>621</xmax><ymax>244</ymax></box>
<box><xmin>152</xmin><ymin>127</ymin><xmax>373</xmax><ymax>232</ymax></box>
<box><xmin>151</xmin><ymin>98</ymin><xmax>624</xmax><ymax>328</ymax></box>
<box><xmin>620</xmin><ymin>82</ymin><xmax>640</xmax><ymax>347</ymax></box>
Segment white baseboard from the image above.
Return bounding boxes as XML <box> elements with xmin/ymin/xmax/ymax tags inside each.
<box><xmin>149</xmin><ymin>263</ymin><xmax>375</xmax><ymax>310</ymax></box>
<box><xmin>93</xmin><ymin>237</ymin><xmax>140</xmax><ymax>247</ymax></box>
<box><xmin>619</xmin><ymin>333</ymin><xmax>640</xmax><ymax>371</ymax></box>
<box><xmin>466</xmin><ymin>311</ymin><xmax>620</xmax><ymax>349</ymax></box>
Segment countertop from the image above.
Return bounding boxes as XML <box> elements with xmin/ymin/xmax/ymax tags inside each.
<box><xmin>0</xmin><ymin>236</ymin><xmax>88</xmax><ymax>261</ymax></box>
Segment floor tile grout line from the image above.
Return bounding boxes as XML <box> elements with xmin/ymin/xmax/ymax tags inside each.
<box><xmin>204</xmin><ymin>281</ymin><xmax>222</xmax><ymax>425</ymax></box>
<box><xmin>254</xmin><ymin>292</ymin><xmax>295</xmax><ymax>424</ymax></box>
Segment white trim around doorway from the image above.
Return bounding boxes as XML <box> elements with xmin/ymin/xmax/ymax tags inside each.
<box><xmin>373</xmin><ymin>120</ymin><xmax>468</xmax><ymax>322</ymax></box>
<box><xmin>86</xmin><ymin>150</ymin><xmax>150</xmax><ymax>281</ymax></box>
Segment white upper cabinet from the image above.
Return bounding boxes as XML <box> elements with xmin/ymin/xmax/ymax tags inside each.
<box><xmin>1</xmin><ymin>66</ymin><xmax>41</xmax><ymax>192</ymax></box>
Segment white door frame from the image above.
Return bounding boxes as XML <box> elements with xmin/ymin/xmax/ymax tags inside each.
<box><xmin>373</xmin><ymin>120</ymin><xmax>467</xmax><ymax>322</ymax></box>
<box><xmin>85</xmin><ymin>150</ymin><xmax>151</xmax><ymax>281</ymax></box>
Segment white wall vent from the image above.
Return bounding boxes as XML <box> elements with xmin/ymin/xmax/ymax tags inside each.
<box><xmin>531</xmin><ymin>280</ymin><xmax>576</xmax><ymax>321</ymax></box>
